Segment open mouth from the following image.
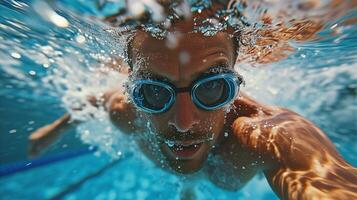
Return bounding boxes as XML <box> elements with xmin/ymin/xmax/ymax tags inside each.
<box><xmin>163</xmin><ymin>140</ymin><xmax>204</xmax><ymax>159</ymax></box>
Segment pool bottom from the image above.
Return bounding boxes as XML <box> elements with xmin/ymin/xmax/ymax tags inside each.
<box><xmin>0</xmin><ymin>152</ymin><xmax>278</xmax><ymax>200</ymax></box>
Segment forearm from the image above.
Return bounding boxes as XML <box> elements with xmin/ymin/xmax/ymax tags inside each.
<box><xmin>29</xmin><ymin>113</ymin><xmax>76</xmax><ymax>139</ymax></box>
<box><xmin>50</xmin><ymin>113</ymin><xmax>76</xmax><ymax>131</ymax></box>
<box><xmin>265</xmin><ymin>164</ymin><xmax>357</xmax><ymax>200</ymax></box>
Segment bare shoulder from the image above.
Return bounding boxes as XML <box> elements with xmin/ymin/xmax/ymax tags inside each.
<box><xmin>231</xmin><ymin>95</ymin><xmax>344</xmax><ymax>167</ymax></box>
<box><xmin>107</xmin><ymin>92</ymin><xmax>139</xmax><ymax>134</ymax></box>
<box><xmin>230</xmin><ymin>93</ymin><xmax>352</xmax><ymax>169</ymax></box>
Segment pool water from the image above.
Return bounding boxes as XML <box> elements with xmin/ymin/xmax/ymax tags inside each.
<box><xmin>0</xmin><ymin>0</ymin><xmax>356</xmax><ymax>199</ymax></box>
<box><xmin>1</xmin><ymin>153</ymin><xmax>280</xmax><ymax>200</ymax></box>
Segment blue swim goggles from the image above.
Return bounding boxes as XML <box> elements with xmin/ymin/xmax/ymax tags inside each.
<box><xmin>128</xmin><ymin>72</ymin><xmax>243</xmax><ymax>114</ymax></box>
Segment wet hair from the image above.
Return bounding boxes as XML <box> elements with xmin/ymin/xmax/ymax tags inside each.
<box><xmin>104</xmin><ymin>1</ymin><xmax>242</xmax><ymax>70</ymax></box>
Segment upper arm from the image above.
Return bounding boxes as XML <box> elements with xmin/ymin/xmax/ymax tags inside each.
<box><xmin>261</xmin><ymin>113</ymin><xmax>357</xmax><ymax>200</ymax></box>
<box><xmin>107</xmin><ymin>92</ymin><xmax>141</xmax><ymax>134</ymax></box>
<box><xmin>230</xmin><ymin>96</ymin><xmax>357</xmax><ymax>199</ymax></box>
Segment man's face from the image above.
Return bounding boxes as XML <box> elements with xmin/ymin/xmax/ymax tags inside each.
<box><xmin>130</xmin><ymin>27</ymin><xmax>235</xmax><ymax>173</ymax></box>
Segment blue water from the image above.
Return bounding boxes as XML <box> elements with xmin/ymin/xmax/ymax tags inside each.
<box><xmin>0</xmin><ymin>0</ymin><xmax>356</xmax><ymax>199</ymax></box>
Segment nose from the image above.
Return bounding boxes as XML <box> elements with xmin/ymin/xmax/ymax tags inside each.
<box><xmin>169</xmin><ymin>92</ymin><xmax>199</xmax><ymax>132</ymax></box>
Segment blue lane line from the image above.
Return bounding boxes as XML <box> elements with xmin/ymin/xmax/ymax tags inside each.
<box><xmin>0</xmin><ymin>147</ymin><xmax>97</xmax><ymax>177</ymax></box>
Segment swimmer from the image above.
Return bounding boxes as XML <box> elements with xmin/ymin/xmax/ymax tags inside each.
<box><xmin>28</xmin><ymin>1</ymin><xmax>357</xmax><ymax>199</ymax></box>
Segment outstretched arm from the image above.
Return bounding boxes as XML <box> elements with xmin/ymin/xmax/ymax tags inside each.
<box><xmin>28</xmin><ymin>89</ymin><xmax>121</xmax><ymax>157</ymax></box>
<box><xmin>28</xmin><ymin>88</ymin><xmax>140</xmax><ymax>157</ymax></box>
<box><xmin>231</xmin><ymin>94</ymin><xmax>357</xmax><ymax>200</ymax></box>
<box><xmin>28</xmin><ymin>58</ymin><xmax>133</xmax><ymax>157</ymax></box>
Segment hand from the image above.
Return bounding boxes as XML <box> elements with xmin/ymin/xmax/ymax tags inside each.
<box><xmin>28</xmin><ymin>114</ymin><xmax>72</xmax><ymax>158</ymax></box>
<box><xmin>28</xmin><ymin>124</ymin><xmax>60</xmax><ymax>158</ymax></box>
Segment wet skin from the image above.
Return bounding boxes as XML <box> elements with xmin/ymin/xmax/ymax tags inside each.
<box><xmin>106</xmin><ymin>27</ymin><xmax>357</xmax><ymax>198</ymax></box>
<box><xmin>28</xmin><ymin>16</ymin><xmax>357</xmax><ymax>200</ymax></box>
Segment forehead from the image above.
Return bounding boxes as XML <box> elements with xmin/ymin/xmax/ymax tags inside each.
<box><xmin>131</xmin><ymin>29</ymin><xmax>235</xmax><ymax>85</ymax></box>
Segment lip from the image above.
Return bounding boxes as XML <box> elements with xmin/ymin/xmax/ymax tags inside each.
<box><xmin>163</xmin><ymin>140</ymin><xmax>204</xmax><ymax>160</ymax></box>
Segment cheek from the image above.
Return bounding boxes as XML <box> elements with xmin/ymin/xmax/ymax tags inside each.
<box><xmin>202</xmin><ymin>111</ymin><xmax>225</xmax><ymax>128</ymax></box>
<box><xmin>149</xmin><ymin>114</ymin><xmax>170</xmax><ymax>130</ymax></box>
<box><xmin>204</xmin><ymin>111</ymin><xmax>226</xmax><ymax>144</ymax></box>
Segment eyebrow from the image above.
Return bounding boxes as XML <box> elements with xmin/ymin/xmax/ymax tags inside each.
<box><xmin>204</xmin><ymin>64</ymin><xmax>234</xmax><ymax>75</ymax></box>
<box><xmin>190</xmin><ymin>62</ymin><xmax>233</xmax><ymax>80</ymax></box>
<box><xmin>134</xmin><ymin>64</ymin><xmax>235</xmax><ymax>85</ymax></box>
<box><xmin>204</xmin><ymin>49</ymin><xmax>230</xmax><ymax>58</ymax></box>
<box><xmin>133</xmin><ymin>70</ymin><xmax>171</xmax><ymax>82</ymax></box>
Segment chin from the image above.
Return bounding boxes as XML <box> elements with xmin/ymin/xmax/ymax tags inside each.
<box><xmin>160</xmin><ymin>142</ymin><xmax>211</xmax><ymax>174</ymax></box>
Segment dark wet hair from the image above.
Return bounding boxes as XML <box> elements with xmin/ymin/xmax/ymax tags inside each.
<box><xmin>105</xmin><ymin>1</ymin><xmax>243</xmax><ymax>70</ymax></box>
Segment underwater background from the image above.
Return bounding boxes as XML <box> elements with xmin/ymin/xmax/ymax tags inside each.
<box><xmin>0</xmin><ymin>0</ymin><xmax>356</xmax><ymax>199</ymax></box>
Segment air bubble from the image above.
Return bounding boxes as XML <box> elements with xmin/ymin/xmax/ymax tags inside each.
<box><xmin>75</xmin><ymin>35</ymin><xmax>86</xmax><ymax>44</ymax></box>
<box><xmin>29</xmin><ymin>70</ymin><xmax>36</xmax><ymax>76</ymax></box>
<box><xmin>9</xmin><ymin>129</ymin><xmax>17</xmax><ymax>134</ymax></box>
<box><xmin>165</xmin><ymin>140</ymin><xmax>175</xmax><ymax>147</ymax></box>
<box><xmin>179</xmin><ymin>51</ymin><xmax>190</xmax><ymax>65</ymax></box>
<box><xmin>11</xmin><ymin>52</ymin><xmax>21</xmax><ymax>59</ymax></box>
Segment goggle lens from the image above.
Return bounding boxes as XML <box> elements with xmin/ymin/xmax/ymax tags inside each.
<box><xmin>194</xmin><ymin>78</ymin><xmax>230</xmax><ymax>107</ymax></box>
<box><xmin>133</xmin><ymin>82</ymin><xmax>173</xmax><ymax>112</ymax></box>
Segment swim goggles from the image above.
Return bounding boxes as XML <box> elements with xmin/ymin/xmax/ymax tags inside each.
<box><xmin>128</xmin><ymin>72</ymin><xmax>243</xmax><ymax>114</ymax></box>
